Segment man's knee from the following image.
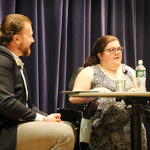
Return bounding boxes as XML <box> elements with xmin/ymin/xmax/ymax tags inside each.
<box><xmin>58</xmin><ymin>122</ymin><xmax>75</xmax><ymax>141</ymax></box>
<box><xmin>52</xmin><ymin>123</ymin><xmax>75</xmax><ymax>149</ymax></box>
<box><xmin>16</xmin><ymin>121</ymin><xmax>76</xmax><ymax>150</ymax></box>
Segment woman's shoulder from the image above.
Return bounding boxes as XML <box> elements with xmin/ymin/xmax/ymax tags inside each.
<box><xmin>77</xmin><ymin>66</ymin><xmax>94</xmax><ymax>79</ymax></box>
<box><xmin>74</xmin><ymin>66</ymin><xmax>93</xmax><ymax>84</ymax></box>
<box><xmin>81</xmin><ymin>66</ymin><xmax>93</xmax><ymax>73</ymax></box>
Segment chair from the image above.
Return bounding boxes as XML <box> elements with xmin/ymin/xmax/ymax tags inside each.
<box><xmin>57</xmin><ymin>67</ymin><xmax>99</xmax><ymax>150</ymax></box>
<box><xmin>67</xmin><ymin>67</ymin><xmax>85</xmax><ymax>111</ymax></box>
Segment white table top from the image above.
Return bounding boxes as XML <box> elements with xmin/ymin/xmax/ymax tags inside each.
<box><xmin>60</xmin><ymin>91</ymin><xmax>150</xmax><ymax>98</ymax></box>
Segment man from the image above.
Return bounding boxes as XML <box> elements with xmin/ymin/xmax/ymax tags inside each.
<box><xmin>0</xmin><ymin>14</ymin><xmax>75</xmax><ymax>150</ymax></box>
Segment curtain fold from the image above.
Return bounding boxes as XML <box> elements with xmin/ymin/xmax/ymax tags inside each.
<box><xmin>0</xmin><ymin>0</ymin><xmax>150</xmax><ymax>148</ymax></box>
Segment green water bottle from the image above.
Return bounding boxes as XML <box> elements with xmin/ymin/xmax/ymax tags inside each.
<box><xmin>135</xmin><ymin>60</ymin><xmax>146</xmax><ymax>92</ymax></box>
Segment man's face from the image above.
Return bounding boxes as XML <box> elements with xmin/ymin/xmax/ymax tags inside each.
<box><xmin>18</xmin><ymin>22</ymin><xmax>35</xmax><ymax>56</ymax></box>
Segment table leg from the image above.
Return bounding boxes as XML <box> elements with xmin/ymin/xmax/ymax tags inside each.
<box><xmin>131</xmin><ymin>105</ymin><xmax>142</xmax><ymax>150</ymax></box>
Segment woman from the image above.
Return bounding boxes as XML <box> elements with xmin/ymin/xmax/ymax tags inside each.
<box><xmin>69</xmin><ymin>35</ymin><xmax>147</xmax><ymax>150</ymax></box>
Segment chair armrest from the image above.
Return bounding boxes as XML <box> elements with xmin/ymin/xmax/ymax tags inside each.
<box><xmin>57</xmin><ymin>108</ymin><xmax>82</xmax><ymax>128</ymax></box>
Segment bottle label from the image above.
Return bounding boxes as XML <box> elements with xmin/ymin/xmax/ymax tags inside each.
<box><xmin>136</xmin><ymin>70</ymin><xmax>146</xmax><ymax>78</ymax></box>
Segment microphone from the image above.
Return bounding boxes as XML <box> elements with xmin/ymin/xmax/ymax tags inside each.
<box><xmin>123</xmin><ymin>70</ymin><xmax>128</xmax><ymax>75</ymax></box>
<box><xmin>122</xmin><ymin>69</ymin><xmax>132</xmax><ymax>80</ymax></box>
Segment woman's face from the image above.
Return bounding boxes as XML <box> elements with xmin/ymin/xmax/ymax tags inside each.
<box><xmin>98</xmin><ymin>40</ymin><xmax>122</xmax><ymax>70</ymax></box>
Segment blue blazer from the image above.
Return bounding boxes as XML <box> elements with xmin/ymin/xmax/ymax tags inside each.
<box><xmin>0</xmin><ymin>45</ymin><xmax>47</xmax><ymax>150</ymax></box>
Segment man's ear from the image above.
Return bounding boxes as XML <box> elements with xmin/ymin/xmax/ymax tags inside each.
<box><xmin>13</xmin><ymin>34</ymin><xmax>19</xmax><ymax>44</ymax></box>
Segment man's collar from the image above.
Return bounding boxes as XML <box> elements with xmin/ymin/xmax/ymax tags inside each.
<box><xmin>10</xmin><ymin>51</ymin><xmax>24</xmax><ymax>69</ymax></box>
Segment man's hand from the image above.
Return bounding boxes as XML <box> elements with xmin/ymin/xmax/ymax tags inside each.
<box><xmin>43</xmin><ymin>113</ymin><xmax>61</xmax><ymax>122</ymax></box>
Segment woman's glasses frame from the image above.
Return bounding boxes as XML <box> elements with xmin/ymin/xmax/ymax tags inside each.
<box><xmin>103</xmin><ymin>46</ymin><xmax>123</xmax><ymax>54</ymax></box>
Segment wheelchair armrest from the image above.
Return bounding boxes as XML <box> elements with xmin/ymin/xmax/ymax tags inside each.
<box><xmin>57</xmin><ymin>108</ymin><xmax>82</xmax><ymax>128</ymax></box>
<box><xmin>57</xmin><ymin>108</ymin><xmax>82</xmax><ymax>116</ymax></box>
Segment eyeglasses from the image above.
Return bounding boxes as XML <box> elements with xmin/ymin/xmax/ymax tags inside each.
<box><xmin>103</xmin><ymin>46</ymin><xmax>123</xmax><ymax>54</ymax></box>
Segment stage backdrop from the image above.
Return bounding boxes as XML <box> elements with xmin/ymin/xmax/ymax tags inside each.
<box><xmin>0</xmin><ymin>0</ymin><xmax>150</xmax><ymax>149</ymax></box>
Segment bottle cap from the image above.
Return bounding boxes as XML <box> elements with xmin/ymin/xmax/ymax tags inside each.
<box><xmin>138</xmin><ymin>60</ymin><xmax>143</xmax><ymax>65</ymax></box>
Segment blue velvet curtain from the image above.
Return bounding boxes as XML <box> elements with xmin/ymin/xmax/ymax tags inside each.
<box><xmin>0</xmin><ymin>0</ymin><xmax>150</xmax><ymax>148</ymax></box>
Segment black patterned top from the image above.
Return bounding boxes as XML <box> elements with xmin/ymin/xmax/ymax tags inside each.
<box><xmin>89</xmin><ymin>64</ymin><xmax>147</xmax><ymax>150</ymax></box>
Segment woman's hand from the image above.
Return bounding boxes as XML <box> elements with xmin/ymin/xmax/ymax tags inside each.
<box><xmin>91</xmin><ymin>87</ymin><xmax>112</xmax><ymax>93</ymax></box>
<box><xmin>128</xmin><ymin>87</ymin><xmax>147</xmax><ymax>92</ymax></box>
<box><xmin>128</xmin><ymin>88</ymin><xmax>136</xmax><ymax>92</ymax></box>
<box><xmin>43</xmin><ymin>113</ymin><xmax>61</xmax><ymax>122</ymax></box>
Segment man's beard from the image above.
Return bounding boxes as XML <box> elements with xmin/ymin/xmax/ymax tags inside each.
<box><xmin>18</xmin><ymin>43</ymin><xmax>31</xmax><ymax>56</ymax></box>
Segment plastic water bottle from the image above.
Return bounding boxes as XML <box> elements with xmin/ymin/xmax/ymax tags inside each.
<box><xmin>135</xmin><ymin>60</ymin><xmax>146</xmax><ymax>92</ymax></box>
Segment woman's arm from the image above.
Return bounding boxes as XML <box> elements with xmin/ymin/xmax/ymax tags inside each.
<box><xmin>130</xmin><ymin>67</ymin><xmax>136</xmax><ymax>88</ymax></box>
<box><xmin>69</xmin><ymin>66</ymin><xmax>111</xmax><ymax>104</ymax></box>
<box><xmin>69</xmin><ymin>67</ymin><xmax>95</xmax><ymax>104</ymax></box>
<box><xmin>127</xmin><ymin>66</ymin><xmax>137</xmax><ymax>92</ymax></box>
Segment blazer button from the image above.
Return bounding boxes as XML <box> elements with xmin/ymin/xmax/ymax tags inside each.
<box><xmin>19</xmin><ymin>118</ymin><xmax>23</xmax><ymax>121</ymax></box>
